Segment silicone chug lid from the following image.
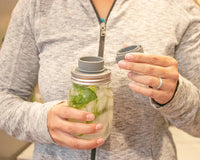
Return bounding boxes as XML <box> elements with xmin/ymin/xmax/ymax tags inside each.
<box><xmin>71</xmin><ymin>56</ymin><xmax>111</xmax><ymax>85</ymax></box>
<box><xmin>116</xmin><ymin>45</ymin><xmax>144</xmax><ymax>63</ymax></box>
<box><xmin>78</xmin><ymin>56</ymin><xmax>105</xmax><ymax>73</ymax></box>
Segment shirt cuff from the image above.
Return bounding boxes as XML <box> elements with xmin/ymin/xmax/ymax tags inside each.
<box><xmin>150</xmin><ymin>75</ymin><xmax>189</xmax><ymax>117</ymax></box>
<box><xmin>31</xmin><ymin>100</ymin><xmax>65</xmax><ymax>144</ymax></box>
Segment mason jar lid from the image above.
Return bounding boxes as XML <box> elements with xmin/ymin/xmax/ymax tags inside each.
<box><xmin>71</xmin><ymin>56</ymin><xmax>111</xmax><ymax>85</ymax></box>
<box><xmin>71</xmin><ymin>68</ymin><xmax>111</xmax><ymax>85</ymax></box>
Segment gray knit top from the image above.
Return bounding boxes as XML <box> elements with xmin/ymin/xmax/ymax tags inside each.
<box><xmin>0</xmin><ymin>0</ymin><xmax>200</xmax><ymax>159</ymax></box>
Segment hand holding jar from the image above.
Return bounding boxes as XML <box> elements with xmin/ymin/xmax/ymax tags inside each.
<box><xmin>47</xmin><ymin>101</ymin><xmax>105</xmax><ymax>150</ymax></box>
<box><xmin>47</xmin><ymin>56</ymin><xmax>113</xmax><ymax>150</ymax></box>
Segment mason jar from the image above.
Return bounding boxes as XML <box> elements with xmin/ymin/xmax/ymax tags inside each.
<box><xmin>68</xmin><ymin>56</ymin><xmax>113</xmax><ymax>140</ymax></box>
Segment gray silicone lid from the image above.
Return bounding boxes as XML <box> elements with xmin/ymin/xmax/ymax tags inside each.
<box><xmin>78</xmin><ymin>56</ymin><xmax>105</xmax><ymax>73</ymax></box>
<box><xmin>71</xmin><ymin>56</ymin><xmax>111</xmax><ymax>85</ymax></box>
<box><xmin>116</xmin><ymin>45</ymin><xmax>144</xmax><ymax>63</ymax></box>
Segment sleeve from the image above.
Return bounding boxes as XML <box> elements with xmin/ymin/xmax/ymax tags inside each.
<box><xmin>150</xmin><ymin>4</ymin><xmax>200</xmax><ymax>137</ymax></box>
<box><xmin>0</xmin><ymin>0</ymin><xmax>61</xmax><ymax>144</ymax></box>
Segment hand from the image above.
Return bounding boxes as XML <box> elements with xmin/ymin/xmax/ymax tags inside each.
<box><xmin>47</xmin><ymin>101</ymin><xmax>104</xmax><ymax>150</ymax></box>
<box><xmin>118</xmin><ymin>53</ymin><xmax>179</xmax><ymax>104</ymax></box>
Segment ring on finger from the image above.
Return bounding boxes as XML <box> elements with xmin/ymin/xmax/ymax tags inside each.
<box><xmin>156</xmin><ymin>77</ymin><xmax>162</xmax><ymax>90</ymax></box>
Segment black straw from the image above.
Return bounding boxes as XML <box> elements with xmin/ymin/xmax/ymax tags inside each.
<box><xmin>91</xmin><ymin>148</ymin><xmax>96</xmax><ymax>160</ymax></box>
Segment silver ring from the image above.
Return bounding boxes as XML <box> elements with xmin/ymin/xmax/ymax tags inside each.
<box><xmin>156</xmin><ymin>77</ymin><xmax>162</xmax><ymax>90</ymax></box>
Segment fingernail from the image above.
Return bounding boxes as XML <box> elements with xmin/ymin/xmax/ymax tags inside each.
<box><xmin>122</xmin><ymin>44</ymin><xmax>128</xmax><ymax>48</ymax></box>
<box><xmin>97</xmin><ymin>138</ymin><xmax>104</xmax><ymax>145</ymax></box>
<box><xmin>96</xmin><ymin>124</ymin><xmax>103</xmax><ymax>130</ymax></box>
<box><xmin>118</xmin><ymin>61</ymin><xmax>126</xmax><ymax>67</ymax></box>
<box><xmin>125</xmin><ymin>53</ymin><xmax>134</xmax><ymax>60</ymax></box>
<box><xmin>128</xmin><ymin>72</ymin><xmax>133</xmax><ymax>78</ymax></box>
<box><xmin>86</xmin><ymin>114</ymin><xmax>95</xmax><ymax>121</ymax></box>
<box><xmin>129</xmin><ymin>83</ymin><xmax>134</xmax><ymax>88</ymax></box>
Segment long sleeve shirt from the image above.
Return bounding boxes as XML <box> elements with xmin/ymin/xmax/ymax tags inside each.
<box><xmin>0</xmin><ymin>0</ymin><xmax>200</xmax><ymax>159</ymax></box>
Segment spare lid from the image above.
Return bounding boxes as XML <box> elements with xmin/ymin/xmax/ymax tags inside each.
<box><xmin>116</xmin><ymin>45</ymin><xmax>143</xmax><ymax>63</ymax></box>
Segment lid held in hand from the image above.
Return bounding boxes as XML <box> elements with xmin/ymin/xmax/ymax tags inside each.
<box><xmin>116</xmin><ymin>45</ymin><xmax>144</xmax><ymax>63</ymax></box>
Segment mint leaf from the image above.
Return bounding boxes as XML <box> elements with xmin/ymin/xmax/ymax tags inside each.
<box><xmin>93</xmin><ymin>107</ymin><xmax>107</xmax><ymax>118</ymax></box>
<box><xmin>69</xmin><ymin>84</ymin><xmax>97</xmax><ymax>109</ymax></box>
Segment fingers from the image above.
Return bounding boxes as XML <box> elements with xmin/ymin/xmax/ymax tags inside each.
<box><xmin>118</xmin><ymin>53</ymin><xmax>179</xmax><ymax>80</ymax></box>
<box><xmin>47</xmin><ymin>102</ymin><xmax>105</xmax><ymax>150</ymax></box>
<box><xmin>52</xmin><ymin>102</ymin><xmax>95</xmax><ymax>121</ymax></box>
<box><xmin>127</xmin><ymin>71</ymin><xmax>178</xmax><ymax>104</ymax></box>
<box><xmin>56</xmin><ymin>118</ymin><xmax>103</xmax><ymax>135</ymax></box>
<box><xmin>127</xmin><ymin>72</ymin><xmax>175</xmax><ymax>90</ymax></box>
<box><xmin>48</xmin><ymin>102</ymin><xmax>102</xmax><ymax>135</ymax></box>
<box><xmin>119</xmin><ymin>60</ymin><xmax>178</xmax><ymax>79</ymax></box>
<box><xmin>129</xmin><ymin>82</ymin><xmax>176</xmax><ymax>104</ymax></box>
<box><xmin>125</xmin><ymin>53</ymin><xmax>178</xmax><ymax>67</ymax></box>
<box><xmin>52</xmin><ymin>130</ymin><xmax>105</xmax><ymax>150</ymax></box>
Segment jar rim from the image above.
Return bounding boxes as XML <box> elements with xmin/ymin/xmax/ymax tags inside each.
<box><xmin>71</xmin><ymin>67</ymin><xmax>111</xmax><ymax>85</ymax></box>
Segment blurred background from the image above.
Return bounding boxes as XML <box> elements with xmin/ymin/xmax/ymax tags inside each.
<box><xmin>0</xmin><ymin>0</ymin><xmax>18</xmax><ymax>47</ymax></box>
<box><xmin>0</xmin><ymin>0</ymin><xmax>200</xmax><ymax>160</ymax></box>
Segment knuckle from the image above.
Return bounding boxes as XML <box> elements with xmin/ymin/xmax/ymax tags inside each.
<box><xmin>80</xmin><ymin>112</ymin><xmax>88</xmax><ymax>121</ymax></box>
<box><xmin>87</xmin><ymin>145</ymin><xmax>95</xmax><ymax>150</ymax></box>
<box><xmin>172</xmin><ymin>58</ymin><xmax>178</xmax><ymax>66</ymax></box>
<box><xmin>69</xmin><ymin>108</ymin><xmax>87</xmax><ymax>121</ymax></box>
<box><xmin>72</xmin><ymin>139</ymin><xmax>80</xmax><ymax>149</ymax></box>
<box><xmin>127</xmin><ymin>62</ymin><xmax>134</xmax><ymax>70</ymax></box>
<box><xmin>48</xmin><ymin>121</ymin><xmax>55</xmax><ymax>130</ymax></box>
<box><xmin>47</xmin><ymin>116</ymin><xmax>57</xmax><ymax>130</ymax></box>
<box><xmin>50</xmin><ymin>106</ymin><xmax>58</xmax><ymax>115</ymax></box>
<box><xmin>169</xmin><ymin>70</ymin><xmax>179</xmax><ymax>80</ymax></box>
<box><xmin>64</xmin><ymin>123</ymin><xmax>75</xmax><ymax>133</ymax></box>
<box><xmin>148</xmin><ymin>90</ymin><xmax>155</xmax><ymax>98</ymax></box>
<box><xmin>152</xmin><ymin>56</ymin><xmax>159</xmax><ymax>63</ymax></box>
<box><xmin>90</xmin><ymin>124</ymin><xmax>97</xmax><ymax>133</ymax></box>
<box><xmin>63</xmin><ymin>107</ymin><xmax>71</xmax><ymax>117</ymax></box>
<box><xmin>173</xmin><ymin>73</ymin><xmax>179</xmax><ymax>80</ymax></box>
<box><xmin>166</xmin><ymin>67</ymin><xmax>179</xmax><ymax>80</ymax></box>
<box><xmin>147</xmin><ymin>77</ymin><xmax>155</xmax><ymax>86</ymax></box>
<box><xmin>81</xmin><ymin>124</ymin><xmax>96</xmax><ymax>134</ymax></box>
<box><xmin>146</xmin><ymin>66</ymin><xmax>155</xmax><ymax>75</ymax></box>
<box><xmin>167</xmin><ymin>56</ymin><xmax>176</xmax><ymax>64</ymax></box>
<box><xmin>85</xmin><ymin>142</ymin><xmax>96</xmax><ymax>150</ymax></box>
<box><xmin>50</xmin><ymin>131</ymin><xmax>58</xmax><ymax>142</ymax></box>
<box><xmin>48</xmin><ymin>129</ymin><xmax>60</xmax><ymax>144</ymax></box>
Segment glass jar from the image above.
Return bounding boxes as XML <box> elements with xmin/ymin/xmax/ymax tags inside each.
<box><xmin>68</xmin><ymin>56</ymin><xmax>113</xmax><ymax>140</ymax></box>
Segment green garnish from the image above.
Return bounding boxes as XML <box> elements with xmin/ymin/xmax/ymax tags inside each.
<box><xmin>69</xmin><ymin>83</ymin><xmax>97</xmax><ymax>109</ymax></box>
<box><xmin>94</xmin><ymin>107</ymin><xmax>108</xmax><ymax>118</ymax></box>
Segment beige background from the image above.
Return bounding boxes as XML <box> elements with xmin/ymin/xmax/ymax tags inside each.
<box><xmin>0</xmin><ymin>0</ymin><xmax>18</xmax><ymax>47</ymax></box>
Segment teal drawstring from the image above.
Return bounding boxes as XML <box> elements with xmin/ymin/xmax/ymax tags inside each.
<box><xmin>100</xmin><ymin>17</ymin><xmax>105</xmax><ymax>22</ymax></box>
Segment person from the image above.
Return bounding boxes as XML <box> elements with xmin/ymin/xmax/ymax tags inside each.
<box><xmin>0</xmin><ymin>0</ymin><xmax>200</xmax><ymax>159</ymax></box>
